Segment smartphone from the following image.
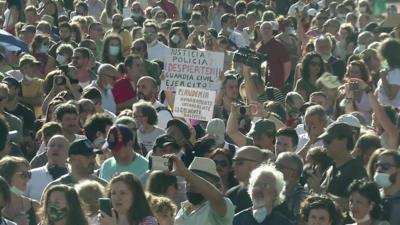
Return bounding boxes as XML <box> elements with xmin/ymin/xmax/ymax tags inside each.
<box><xmin>149</xmin><ymin>156</ymin><xmax>173</xmax><ymax>171</ymax></box>
<box><xmin>239</xmin><ymin>105</ymin><xmax>251</xmax><ymax>116</ymax></box>
<box><xmin>98</xmin><ymin>198</ymin><xmax>112</xmax><ymax>216</ymax></box>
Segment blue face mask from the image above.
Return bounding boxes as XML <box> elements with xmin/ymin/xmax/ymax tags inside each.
<box><xmin>56</xmin><ymin>54</ymin><xmax>65</xmax><ymax>64</ymax></box>
<box><xmin>40</xmin><ymin>44</ymin><xmax>49</xmax><ymax>53</ymax></box>
<box><xmin>109</xmin><ymin>46</ymin><xmax>120</xmax><ymax>56</ymax></box>
<box><xmin>374</xmin><ymin>172</ymin><xmax>392</xmax><ymax>188</ymax></box>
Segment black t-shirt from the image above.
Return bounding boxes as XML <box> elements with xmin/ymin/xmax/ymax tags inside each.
<box><xmin>6</xmin><ymin>103</ymin><xmax>36</xmax><ymax>130</ymax></box>
<box><xmin>322</xmin><ymin>158</ymin><xmax>367</xmax><ymax>198</ymax></box>
<box><xmin>226</xmin><ymin>185</ymin><xmax>253</xmax><ymax>213</ymax></box>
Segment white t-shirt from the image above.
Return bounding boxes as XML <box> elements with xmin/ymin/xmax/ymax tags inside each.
<box><xmin>147</xmin><ymin>41</ymin><xmax>169</xmax><ymax>62</ymax></box>
<box><xmin>153</xmin><ymin>101</ymin><xmax>173</xmax><ymax>129</ymax></box>
<box><xmin>26</xmin><ymin>165</ymin><xmax>55</xmax><ymax>201</ymax></box>
<box><xmin>229</xmin><ymin>31</ymin><xmax>247</xmax><ymax>48</ymax></box>
<box><xmin>377</xmin><ymin>68</ymin><xmax>400</xmax><ymax>107</ymax></box>
<box><xmin>137</xmin><ymin>126</ymin><xmax>165</xmax><ymax>153</ymax></box>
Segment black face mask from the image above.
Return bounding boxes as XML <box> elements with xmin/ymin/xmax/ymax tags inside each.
<box><xmin>48</xmin><ymin>165</ymin><xmax>69</xmax><ymax>180</ymax></box>
<box><xmin>186</xmin><ymin>192</ymin><xmax>205</xmax><ymax>205</ymax></box>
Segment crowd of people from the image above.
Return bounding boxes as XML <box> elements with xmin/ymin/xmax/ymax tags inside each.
<box><xmin>0</xmin><ymin>0</ymin><xmax>399</xmax><ymax>225</ymax></box>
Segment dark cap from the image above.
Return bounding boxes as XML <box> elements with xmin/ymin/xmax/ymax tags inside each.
<box><xmin>153</xmin><ymin>134</ymin><xmax>180</xmax><ymax>150</ymax></box>
<box><xmin>2</xmin><ymin>76</ymin><xmax>20</xmax><ymax>89</ymax></box>
<box><xmin>19</xmin><ymin>54</ymin><xmax>40</xmax><ymax>68</ymax></box>
<box><xmin>20</xmin><ymin>25</ymin><xmax>36</xmax><ymax>33</ymax></box>
<box><xmin>104</xmin><ymin>124</ymin><xmax>134</xmax><ymax>151</ymax></box>
<box><xmin>69</xmin><ymin>139</ymin><xmax>102</xmax><ymax>156</ymax></box>
<box><xmin>166</xmin><ymin>119</ymin><xmax>191</xmax><ymax>139</ymax></box>
<box><xmin>247</xmin><ymin>119</ymin><xmax>276</xmax><ymax>137</ymax></box>
<box><xmin>318</xmin><ymin>122</ymin><xmax>353</xmax><ymax>140</ymax></box>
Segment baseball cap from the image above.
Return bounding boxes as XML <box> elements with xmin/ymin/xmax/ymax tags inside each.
<box><xmin>233</xmin><ymin>146</ymin><xmax>267</xmax><ymax>163</ymax></box>
<box><xmin>153</xmin><ymin>134</ymin><xmax>180</xmax><ymax>150</ymax></box>
<box><xmin>206</xmin><ymin>118</ymin><xmax>225</xmax><ymax>146</ymax></box>
<box><xmin>104</xmin><ymin>124</ymin><xmax>134</xmax><ymax>151</ymax></box>
<box><xmin>166</xmin><ymin>119</ymin><xmax>191</xmax><ymax>139</ymax></box>
<box><xmin>123</xmin><ymin>18</ymin><xmax>136</xmax><ymax>28</ymax></box>
<box><xmin>189</xmin><ymin>157</ymin><xmax>220</xmax><ymax>179</ymax></box>
<box><xmin>69</xmin><ymin>139</ymin><xmax>102</xmax><ymax>156</ymax></box>
<box><xmin>336</xmin><ymin>114</ymin><xmax>361</xmax><ymax>128</ymax></box>
<box><xmin>20</xmin><ymin>25</ymin><xmax>36</xmax><ymax>33</ymax></box>
<box><xmin>318</xmin><ymin>122</ymin><xmax>353</xmax><ymax>141</ymax></box>
<box><xmin>247</xmin><ymin>119</ymin><xmax>276</xmax><ymax>138</ymax></box>
<box><xmin>2</xmin><ymin>76</ymin><xmax>20</xmax><ymax>89</ymax></box>
<box><xmin>19</xmin><ymin>54</ymin><xmax>40</xmax><ymax>68</ymax></box>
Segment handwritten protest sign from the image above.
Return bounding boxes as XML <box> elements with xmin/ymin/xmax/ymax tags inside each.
<box><xmin>173</xmin><ymin>87</ymin><xmax>216</xmax><ymax>121</ymax></box>
<box><xmin>162</xmin><ymin>48</ymin><xmax>224</xmax><ymax>91</ymax></box>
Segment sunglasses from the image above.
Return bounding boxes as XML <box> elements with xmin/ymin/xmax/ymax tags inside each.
<box><xmin>375</xmin><ymin>162</ymin><xmax>397</xmax><ymax>171</ymax></box>
<box><xmin>16</xmin><ymin>171</ymin><xmax>32</xmax><ymax>179</ymax></box>
<box><xmin>213</xmin><ymin>159</ymin><xmax>229</xmax><ymax>168</ymax></box>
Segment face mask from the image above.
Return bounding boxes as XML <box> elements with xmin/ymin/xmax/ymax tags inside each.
<box><xmin>374</xmin><ymin>172</ymin><xmax>392</xmax><ymax>188</ymax></box>
<box><xmin>226</xmin><ymin>27</ymin><xmax>234</xmax><ymax>34</ymax></box>
<box><xmin>109</xmin><ymin>46</ymin><xmax>120</xmax><ymax>56</ymax></box>
<box><xmin>253</xmin><ymin>207</ymin><xmax>268</xmax><ymax>223</ymax></box>
<box><xmin>358</xmin><ymin>44</ymin><xmax>366</xmax><ymax>51</ymax></box>
<box><xmin>104</xmin><ymin>83</ymin><xmax>113</xmax><ymax>90</ymax></box>
<box><xmin>131</xmin><ymin>12</ymin><xmax>141</xmax><ymax>18</ymax></box>
<box><xmin>186</xmin><ymin>192</ymin><xmax>205</xmax><ymax>205</ymax></box>
<box><xmin>171</xmin><ymin>34</ymin><xmax>180</xmax><ymax>44</ymax></box>
<box><xmin>56</xmin><ymin>54</ymin><xmax>65</xmax><ymax>64</ymax></box>
<box><xmin>10</xmin><ymin>186</ymin><xmax>25</xmax><ymax>196</ymax></box>
<box><xmin>350</xmin><ymin>210</ymin><xmax>371</xmax><ymax>223</ymax></box>
<box><xmin>24</xmin><ymin>74</ymin><xmax>34</xmax><ymax>81</ymax></box>
<box><xmin>47</xmin><ymin>204</ymin><xmax>67</xmax><ymax>223</ymax></box>
<box><xmin>40</xmin><ymin>44</ymin><xmax>49</xmax><ymax>53</ymax></box>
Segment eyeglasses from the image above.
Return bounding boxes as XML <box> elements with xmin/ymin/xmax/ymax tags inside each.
<box><xmin>16</xmin><ymin>171</ymin><xmax>31</xmax><ymax>179</ymax></box>
<box><xmin>213</xmin><ymin>159</ymin><xmax>229</xmax><ymax>168</ymax></box>
<box><xmin>375</xmin><ymin>162</ymin><xmax>397</xmax><ymax>171</ymax></box>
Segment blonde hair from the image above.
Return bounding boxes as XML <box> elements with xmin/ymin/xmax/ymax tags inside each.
<box><xmin>147</xmin><ymin>194</ymin><xmax>177</xmax><ymax>217</ymax></box>
<box><xmin>75</xmin><ymin>180</ymin><xmax>106</xmax><ymax>215</ymax></box>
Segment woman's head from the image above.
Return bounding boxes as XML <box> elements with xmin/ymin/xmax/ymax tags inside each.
<box><xmin>41</xmin><ymin>184</ymin><xmax>88</xmax><ymax>225</ymax></box>
<box><xmin>108</xmin><ymin>172</ymin><xmax>153</xmax><ymax>224</ymax></box>
<box><xmin>0</xmin><ymin>156</ymin><xmax>30</xmax><ymax>192</ymax></box>
<box><xmin>348</xmin><ymin>178</ymin><xmax>381</xmax><ymax>221</ymax></box>
<box><xmin>209</xmin><ymin>148</ymin><xmax>233</xmax><ymax>178</ymax></box>
<box><xmin>75</xmin><ymin>180</ymin><xmax>106</xmax><ymax>215</ymax></box>
<box><xmin>168</xmin><ymin>27</ymin><xmax>185</xmax><ymax>48</ymax></box>
<box><xmin>132</xmin><ymin>100</ymin><xmax>158</xmax><ymax>127</ymax></box>
<box><xmin>345</xmin><ymin>60</ymin><xmax>370</xmax><ymax>82</ymax></box>
<box><xmin>102</xmin><ymin>34</ymin><xmax>123</xmax><ymax>64</ymax></box>
<box><xmin>301</xmin><ymin>52</ymin><xmax>325</xmax><ymax>81</ymax></box>
<box><xmin>146</xmin><ymin>171</ymin><xmax>178</xmax><ymax>200</ymax></box>
<box><xmin>301</xmin><ymin>195</ymin><xmax>342</xmax><ymax>225</ymax></box>
<box><xmin>31</xmin><ymin>34</ymin><xmax>50</xmax><ymax>53</ymax></box>
<box><xmin>379</xmin><ymin>38</ymin><xmax>400</xmax><ymax>68</ymax></box>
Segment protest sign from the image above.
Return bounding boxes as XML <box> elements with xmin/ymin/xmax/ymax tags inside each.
<box><xmin>162</xmin><ymin>48</ymin><xmax>224</xmax><ymax>91</ymax></box>
<box><xmin>173</xmin><ymin>87</ymin><xmax>216</xmax><ymax>121</ymax></box>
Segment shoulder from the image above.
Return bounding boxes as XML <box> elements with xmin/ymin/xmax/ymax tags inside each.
<box><xmin>226</xmin><ymin>185</ymin><xmax>240</xmax><ymax>195</ymax></box>
<box><xmin>3</xmin><ymin>218</ymin><xmax>17</xmax><ymax>225</ymax></box>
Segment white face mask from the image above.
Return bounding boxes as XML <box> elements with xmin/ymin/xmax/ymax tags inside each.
<box><xmin>40</xmin><ymin>44</ymin><xmax>49</xmax><ymax>53</ymax></box>
<box><xmin>374</xmin><ymin>172</ymin><xmax>392</xmax><ymax>188</ymax></box>
<box><xmin>109</xmin><ymin>46</ymin><xmax>120</xmax><ymax>56</ymax></box>
<box><xmin>226</xmin><ymin>27</ymin><xmax>234</xmax><ymax>34</ymax></box>
<box><xmin>253</xmin><ymin>207</ymin><xmax>267</xmax><ymax>223</ymax></box>
<box><xmin>171</xmin><ymin>34</ymin><xmax>180</xmax><ymax>44</ymax></box>
<box><xmin>358</xmin><ymin>44</ymin><xmax>366</xmax><ymax>51</ymax></box>
<box><xmin>350</xmin><ymin>209</ymin><xmax>371</xmax><ymax>223</ymax></box>
<box><xmin>56</xmin><ymin>54</ymin><xmax>65</xmax><ymax>64</ymax></box>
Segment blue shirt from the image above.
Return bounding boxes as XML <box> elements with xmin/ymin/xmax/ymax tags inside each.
<box><xmin>100</xmin><ymin>154</ymin><xmax>148</xmax><ymax>181</ymax></box>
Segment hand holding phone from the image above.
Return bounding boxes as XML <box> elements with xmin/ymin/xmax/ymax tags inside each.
<box><xmin>98</xmin><ymin>198</ymin><xmax>112</xmax><ymax>216</ymax></box>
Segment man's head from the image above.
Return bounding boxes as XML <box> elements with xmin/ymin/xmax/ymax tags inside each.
<box><xmin>136</xmin><ymin>76</ymin><xmax>158</xmax><ymax>102</ymax></box>
<box><xmin>275</xmin><ymin>128</ymin><xmax>298</xmax><ymax>156</ymax></box>
<box><xmin>45</xmin><ymin>135</ymin><xmax>69</xmax><ymax>166</ymax></box>
<box><xmin>220</xmin><ymin>13</ymin><xmax>236</xmax><ymax>33</ymax></box>
<box><xmin>41</xmin><ymin>122</ymin><xmax>63</xmax><ymax>144</ymax></box>
<box><xmin>105</xmin><ymin>124</ymin><xmax>135</xmax><ymax>160</ymax></box>
<box><xmin>152</xmin><ymin>134</ymin><xmax>180</xmax><ymax>156</ymax></box>
<box><xmin>69</xmin><ymin>138</ymin><xmax>101</xmax><ymax>176</ymax></box>
<box><xmin>233</xmin><ymin>146</ymin><xmax>267</xmax><ymax>183</ymax></box>
<box><xmin>143</xmin><ymin>23</ymin><xmax>158</xmax><ymax>45</ymax></box>
<box><xmin>59</xmin><ymin>22</ymin><xmax>72</xmax><ymax>42</ymax></box>
<box><xmin>19</xmin><ymin>24</ymin><xmax>36</xmax><ymax>45</ymax></box>
<box><xmin>19</xmin><ymin>54</ymin><xmax>40</xmax><ymax>78</ymax></box>
<box><xmin>166</xmin><ymin>119</ymin><xmax>191</xmax><ymax>146</ymax></box>
<box><xmin>2</xmin><ymin>77</ymin><xmax>21</xmax><ymax>102</ymax></box>
<box><xmin>131</xmin><ymin>39</ymin><xmax>148</xmax><ymax>59</ymax></box>
<box><xmin>247</xmin><ymin>164</ymin><xmax>285</xmax><ymax>211</ymax></box>
<box><xmin>132</xmin><ymin>100</ymin><xmax>158</xmax><ymax>127</ymax></box>
<box><xmin>318</xmin><ymin>123</ymin><xmax>354</xmax><ymax>160</ymax></box>
<box><xmin>260</xmin><ymin>21</ymin><xmax>273</xmax><ymax>41</ymax></box>
<box><xmin>336</xmin><ymin>114</ymin><xmax>361</xmax><ymax>144</ymax></box>
<box><xmin>304</xmin><ymin>105</ymin><xmax>328</xmax><ymax>139</ymax></box>
<box><xmin>72</xmin><ymin>47</ymin><xmax>90</xmax><ymax>70</ymax></box>
<box><xmin>82</xmin><ymin>87</ymin><xmax>103</xmax><ymax>112</ymax></box>
<box><xmin>357</xmin><ymin>31</ymin><xmax>374</xmax><ymax>51</ymax></box>
<box><xmin>97</xmin><ymin>63</ymin><xmax>119</xmax><ymax>90</ymax></box>
<box><xmin>54</xmin><ymin>103</ymin><xmax>80</xmax><ymax>135</ymax></box>
<box><xmin>247</xmin><ymin>119</ymin><xmax>276</xmax><ymax>150</ymax></box>
<box><xmin>187</xmin><ymin>157</ymin><xmax>220</xmax><ymax>205</ymax></box>
<box><xmin>24</xmin><ymin>6</ymin><xmax>39</xmax><ymax>25</ymax></box>
<box><xmin>88</xmin><ymin>22</ymin><xmax>104</xmax><ymax>41</ymax></box>
<box><xmin>275</xmin><ymin>152</ymin><xmax>303</xmax><ymax>186</ymax></box>
<box><xmin>124</xmin><ymin>54</ymin><xmax>145</xmax><ymax>79</ymax></box>
<box><xmin>374</xmin><ymin>150</ymin><xmax>400</xmax><ymax>189</ymax></box>
<box><xmin>83</xmin><ymin>113</ymin><xmax>114</xmax><ymax>147</ymax></box>
<box><xmin>75</xmin><ymin>1</ymin><xmax>89</xmax><ymax>16</ymax></box>
<box><xmin>222</xmin><ymin>74</ymin><xmax>239</xmax><ymax>100</ymax></box>
<box><xmin>112</xmin><ymin>14</ymin><xmax>123</xmax><ymax>30</ymax></box>
<box><xmin>314</xmin><ymin>35</ymin><xmax>333</xmax><ymax>59</ymax></box>
<box><xmin>354</xmin><ymin>133</ymin><xmax>381</xmax><ymax>166</ymax></box>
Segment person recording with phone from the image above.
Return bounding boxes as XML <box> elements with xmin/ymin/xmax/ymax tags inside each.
<box><xmin>98</xmin><ymin>172</ymin><xmax>158</xmax><ymax>225</ymax></box>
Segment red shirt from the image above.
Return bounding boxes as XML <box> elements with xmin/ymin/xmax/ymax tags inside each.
<box><xmin>256</xmin><ymin>38</ymin><xmax>290</xmax><ymax>89</ymax></box>
<box><xmin>157</xmin><ymin>0</ymin><xmax>178</xmax><ymax>19</ymax></box>
<box><xmin>112</xmin><ymin>75</ymin><xmax>136</xmax><ymax>104</ymax></box>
